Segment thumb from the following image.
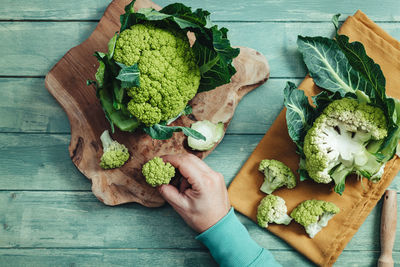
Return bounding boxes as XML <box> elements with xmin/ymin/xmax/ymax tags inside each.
<box><xmin>158</xmin><ymin>184</ymin><xmax>186</xmax><ymax>208</ymax></box>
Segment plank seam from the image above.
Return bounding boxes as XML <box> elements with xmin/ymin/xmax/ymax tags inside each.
<box><xmin>0</xmin><ymin>132</ymin><xmax>266</xmax><ymax>135</ymax></box>
<box><xmin>0</xmin><ymin>247</ymin><xmax>396</xmax><ymax>252</ymax></box>
<box><xmin>1</xmin><ymin>19</ymin><xmax>400</xmax><ymax>23</ymax></box>
<box><xmin>0</xmin><ymin>76</ymin><xmax>302</xmax><ymax>80</ymax></box>
<box><xmin>0</xmin><ymin>190</ymin><xmax>398</xmax><ymax>194</ymax></box>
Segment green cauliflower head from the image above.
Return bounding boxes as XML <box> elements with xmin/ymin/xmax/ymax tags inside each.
<box><xmin>142</xmin><ymin>156</ymin><xmax>176</xmax><ymax>187</ymax></box>
<box><xmin>258</xmin><ymin>159</ymin><xmax>297</xmax><ymax>194</ymax></box>
<box><xmin>290</xmin><ymin>199</ymin><xmax>339</xmax><ymax>238</ymax></box>
<box><xmin>303</xmin><ymin>98</ymin><xmax>387</xmax><ymax>193</ymax></box>
<box><xmin>257</xmin><ymin>194</ymin><xmax>292</xmax><ymax>228</ymax></box>
<box><xmin>99</xmin><ymin>130</ymin><xmax>130</xmax><ymax>169</ymax></box>
<box><xmin>113</xmin><ymin>23</ymin><xmax>201</xmax><ymax>126</ymax></box>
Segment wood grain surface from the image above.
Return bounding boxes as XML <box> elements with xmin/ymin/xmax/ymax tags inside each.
<box><xmin>44</xmin><ymin>0</ymin><xmax>270</xmax><ymax>207</ymax></box>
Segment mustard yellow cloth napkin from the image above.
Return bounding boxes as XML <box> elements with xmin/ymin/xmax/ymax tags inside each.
<box><xmin>228</xmin><ymin>10</ymin><xmax>400</xmax><ymax>266</ymax></box>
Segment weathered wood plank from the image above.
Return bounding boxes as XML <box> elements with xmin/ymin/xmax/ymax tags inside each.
<box><xmin>1</xmin><ymin>134</ymin><xmax>399</xmax><ymax>191</ymax></box>
<box><xmin>0</xmin><ymin>78</ymin><xmax>296</xmax><ymax>134</ymax></box>
<box><xmin>0</xmin><ymin>191</ymin><xmax>399</xmax><ymax>250</ymax></box>
<box><xmin>2</xmin><ymin>22</ymin><xmax>400</xmax><ymax>76</ymax></box>
<box><xmin>0</xmin><ymin>134</ymin><xmax>89</xmax><ymax>190</ymax></box>
<box><xmin>0</xmin><ymin>22</ymin><xmax>97</xmax><ymax>76</ymax></box>
<box><xmin>1</xmin><ymin>249</ymin><xmax>398</xmax><ymax>267</ymax></box>
<box><xmin>0</xmin><ymin>78</ymin><xmax>69</xmax><ymax>133</ymax></box>
<box><xmin>0</xmin><ymin>0</ymin><xmax>399</xmax><ymax>22</ymax></box>
<box><xmin>0</xmin><ymin>248</ymin><xmax>217</xmax><ymax>267</ymax></box>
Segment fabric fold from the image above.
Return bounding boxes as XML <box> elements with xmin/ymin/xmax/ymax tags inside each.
<box><xmin>228</xmin><ymin>10</ymin><xmax>400</xmax><ymax>266</ymax></box>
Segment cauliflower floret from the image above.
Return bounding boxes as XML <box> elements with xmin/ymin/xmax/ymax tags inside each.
<box><xmin>290</xmin><ymin>199</ymin><xmax>339</xmax><ymax>238</ymax></box>
<box><xmin>142</xmin><ymin>157</ymin><xmax>175</xmax><ymax>187</ymax></box>
<box><xmin>303</xmin><ymin>98</ymin><xmax>388</xmax><ymax>193</ymax></box>
<box><xmin>257</xmin><ymin>195</ymin><xmax>292</xmax><ymax>228</ymax></box>
<box><xmin>127</xmin><ymin>102</ymin><xmax>162</xmax><ymax>126</ymax></box>
<box><xmin>99</xmin><ymin>130</ymin><xmax>130</xmax><ymax>169</ymax></box>
<box><xmin>258</xmin><ymin>159</ymin><xmax>296</xmax><ymax>194</ymax></box>
<box><xmin>113</xmin><ymin>23</ymin><xmax>201</xmax><ymax>126</ymax></box>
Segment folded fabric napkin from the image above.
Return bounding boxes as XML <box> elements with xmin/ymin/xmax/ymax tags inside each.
<box><xmin>228</xmin><ymin>10</ymin><xmax>400</xmax><ymax>266</ymax></box>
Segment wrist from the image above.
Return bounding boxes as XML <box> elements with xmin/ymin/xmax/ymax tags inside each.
<box><xmin>196</xmin><ymin>205</ymin><xmax>231</xmax><ymax>233</ymax></box>
<box><xmin>196</xmin><ymin>208</ymin><xmax>266</xmax><ymax>267</ymax></box>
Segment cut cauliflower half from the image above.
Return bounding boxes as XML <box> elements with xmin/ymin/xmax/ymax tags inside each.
<box><xmin>290</xmin><ymin>199</ymin><xmax>339</xmax><ymax>238</ymax></box>
<box><xmin>303</xmin><ymin>98</ymin><xmax>387</xmax><ymax>193</ymax></box>
<box><xmin>257</xmin><ymin>195</ymin><xmax>292</xmax><ymax>228</ymax></box>
<box><xmin>114</xmin><ymin>23</ymin><xmax>201</xmax><ymax>126</ymax></box>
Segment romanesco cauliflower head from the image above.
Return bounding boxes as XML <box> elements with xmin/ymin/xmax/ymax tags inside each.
<box><xmin>258</xmin><ymin>159</ymin><xmax>296</xmax><ymax>194</ymax></box>
<box><xmin>114</xmin><ymin>23</ymin><xmax>201</xmax><ymax>126</ymax></box>
<box><xmin>257</xmin><ymin>194</ymin><xmax>292</xmax><ymax>228</ymax></box>
<box><xmin>99</xmin><ymin>130</ymin><xmax>130</xmax><ymax>169</ymax></box>
<box><xmin>290</xmin><ymin>199</ymin><xmax>339</xmax><ymax>238</ymax></box>
<box><xmin>303</xmin><ymin>98</ymin><xmax>388</xmax><ymax>192</ymax></box>
<box><xmin>142</xmin><ymin>156</ymin><xmax>176</xmax><ymax>187</ymax></box>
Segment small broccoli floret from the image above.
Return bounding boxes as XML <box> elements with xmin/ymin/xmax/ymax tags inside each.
<box><xmin>113</xmin><ymin>23</ymin><xmax>201</xmax><ymax>126</ymax></box>
<box><xmin>257</xmin><ymin>195</ymin><xmax>292</xmax><ymax>228</ymax></box>
<box><xmin>142</xmin><ymin>157</ymin><xmax>175</xmax><ymax>187</ymax></box>
<box><xmin>290</xmin><ymin>199</ymin><xmax>339</xmax><ymax>238</ymax></box>
<box><xmin>188</xmin><ymin>120</ymin><xmax>224</xmax><ymax>151</ymax></box>
<box><xmin>258</xmin><ymin>159</ymin><xmax>296</xmax><ymax>194</ymax></box>
<box><xmin>99</xmin><ymin>130</ymin><xmax>130</xmax><ymax>169</ymax></box>
<box><xmin>303</xmin><ymin>98</ymin><xmax>388</xmax><ymax>194</ymax></box>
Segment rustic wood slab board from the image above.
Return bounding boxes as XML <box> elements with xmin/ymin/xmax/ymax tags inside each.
<box><xmin>45</xmin><ymin>0</ymin><xmax>270</xmax><ymax>207</ymax></box>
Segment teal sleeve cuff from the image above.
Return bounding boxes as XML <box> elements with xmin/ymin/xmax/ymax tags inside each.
<box><xmin>195</xmin><ymin>208</ymin><xmax>281</xmax><ymax>267</ymax></box>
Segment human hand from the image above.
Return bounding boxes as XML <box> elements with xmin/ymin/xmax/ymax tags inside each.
<box><xmin>158</xmin><ymin>154</ymin><xmax>231</xmax><ymax>233</ymax></box>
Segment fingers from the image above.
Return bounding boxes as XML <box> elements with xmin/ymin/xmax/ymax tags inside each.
<box><xmin>179</xmin><ymin>178</ymin><xmax>191</xmax><ymax>192</ymax></box>
<box><xmin>158</xmin><ymin>184</ymin><xmax>186</xmax><ymax>208</ymax></box>
<box><xmin>161</xmin><ymin>154</ymin><xmax>214</xmax><ymax>190</ymax></box>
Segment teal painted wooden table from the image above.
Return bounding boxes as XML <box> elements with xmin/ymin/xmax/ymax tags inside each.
<box><xmin>0</xmin><ymin>0</ymin><xmax>399</xmax><ymax>266</ymax></box>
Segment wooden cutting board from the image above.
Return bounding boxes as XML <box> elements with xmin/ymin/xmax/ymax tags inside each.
<box><xmin>44</xmin><ymin>0</ymin><xmax>270</xmax><ymax>207</ymax></box>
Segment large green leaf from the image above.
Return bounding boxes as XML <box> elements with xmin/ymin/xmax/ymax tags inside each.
<box><xmin>297</xmin><ymin>35</ymin><xmax>374</xmax><ymax>98</ymax></box>
<box><xmin>334</xmin><ymin>33</ymin><xmax>390</xmax><ymax>121</ymax></box>
<box><xmin>283</xmin><ymin>81</ymin><xmax>315</xmax><ymax>145</ymax></box>
<box><xmin>333</xmin><ymin>17</ymin><xmax>385</xmax><ymax>102</ymax></box>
